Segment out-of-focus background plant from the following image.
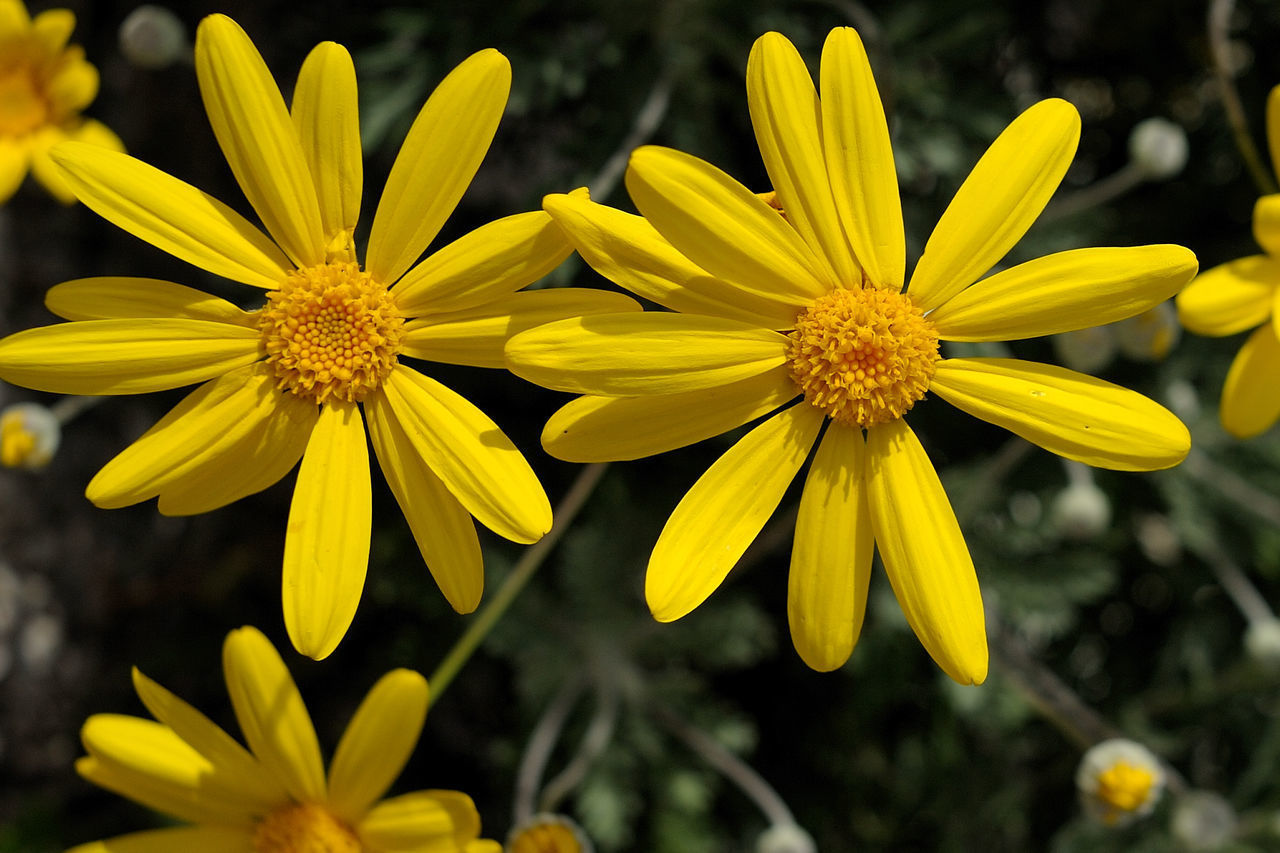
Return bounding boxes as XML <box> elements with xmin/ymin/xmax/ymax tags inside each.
<box><xmin>4</xmin><ymin>0</ymin><xmax>1280</xmax><ymax>851</ymax></box>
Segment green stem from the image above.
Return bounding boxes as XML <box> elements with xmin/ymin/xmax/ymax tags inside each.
<box><xmin>428</xmin><ymin>462</ymin><xmax>608</xmax><ymax>707</ymax></box>
<box><xmin>1208</xmin><ymin>0</ymin><xmax>1278</xmax><ymax>196</ymax></box>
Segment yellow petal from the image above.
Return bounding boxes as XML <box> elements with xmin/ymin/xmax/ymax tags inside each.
<box><xmin>541</xmin><ymin>368</ymin><xmax>798</xmax><ymax>463</ymax></box>
<box><xmin>365</xmin><ymin>389</ymin><xmax>484</xmax><ymax>612</ymax></box>
<box><xmin>746</xmin><ymin>32</ymin><xmax>853</xmax><ymax>284</ymax></box>
<box><xmin>328</xmin><ymin>669</ymin><xmax>429</xmax><ymax>824</ymax></box>
<box><xmin>46</xmin><ymin>51</ymin><xmax>98</xmax><ymax>115</ymax></box>
<box><xmin>39</xmin><ymin>121</ymin><xmax>126</xmax><ymax>205</ymax></box>
<box><xmin>647</xmin><ymin>404</ymin><xmax>823</xmax><ymax>622</ymax></box>
<box><xmin>504</xmin><ymin>312</ymin><xmax>789</xmax><ymax>396</ymax></box>
<box><xmin>543</xmin><ymin>191</ymin><xmax>805</xmax><ymax>328</ymax></box>
<box><xmin>401</xmin><ymin>288</ymin><xmax>641</xmax><ymax>368</ymax></box>
<box><xmin>626</xmin><ymin>145</ymin><xmax>834</xmax><ymax>300</ymax></box>
<box><xmin>66</xmin><ymin>826</ymin><xmax>254</xmax><ymax>853</ymax></box>
<box><xmin>282</xmin><ymin>400</ymin><xmax>372</xmax><ymax>661</ymax></box>
<box><xmin>222</xmin><ymin>625</ymin><xmax>326</xmax><ymax>802</ymax></box>
<box><xmin>789</xmin><ymin>423</ymin><xmax>872</xmax><ymax>672</ymax></box>
<box><xmin>130</xmin><ymin>668</ymin><xmax>287</xmax><ymax>808</ymax></box>
<box><xmin>380</xmin><ymin>367</ymin><xmax>551</xmax><ymax>543</ymax></box>
<box><xmin>392</xmin><ymin>209</ymin><xmax>575</xmax><ymax>317</ymax></box>
<box><xmin>0</xmin><ymin>137</ymin><xmax>28</xmax><ymax>204</ymax></box>
<box><xmin>0</xmin><ymin>318</ymin><xmax>260</xmax><ymax>395</ymax></box>
<box><xmin>292</xmin><ymin>41</ymin><xmax>361</xmax><ymax>249</ymax></box>
<box><xmin>929</xmin><ymin>357</ymin><xmax>1190</xmax><ymax>470</ymax></box>
<box><xmin>819</xmin><ymin>27</ymin><xmax>904</xmax><ymax>289</ymax></box>
<box><xmin>31</xmin><ymin>8</ymin><xmax>74</xmax><ymax>55</ymax></box>
<box><xmin>1221</xmin><ymin>323</ymin><xmax>1280</xmax><ymax>438</ymax></box>
<box><xmin>195</xmin><ymin>15</ymin><xmax>324</xmax><ymax>268</ymax></box>
<box><xmin>866</xmin><ymin>419</ymin><xmax>986</xmax><ymax>685</ymax></box>
<box><xmin>85</xmin><ymin>364</ymin><xmax>316</xmax><ymax>511</ymax></box>
<box><xmin>929</xmin><ymin>245</ymin><xmax>1198</xmax><ymax>341</ymax></box>
<box><xmin>1254</xmin><ymin>194</ymin><xmax>1280</xmax><ymax>257</ymax></box>
<box><xmin>357</xmin><ymin>791</ymin><xmax>464</xmax><ymax>848</ymax></box>
<box><xmin>0</xmin><ymin>0</ymin><xmax>29</xmax><ymax>33</ymax></box>
<box><xmin>367</xmin><ymin>50</ymin><xmax>511</xmax><ymax>286</ymax></box>
<box><xmin>1176</xmin><ymin>254</ymin><xmax>1278</xmax><ymax>336</ymax></box>
<box><xmin>909</xmin><ymin>99</ymin><xmax>1080</xmax><ymax>310</ymax></box>
<box><xmin>46</xmin><ymin>277</ymin><xmax>258</xmax><ymax>326</ymax></box>
<box><xmin>66</xmin><ymin>117</ymin><xmax>126</xmax><ymax>153</ymax></box>
<box><xmin>52</xmin><ymin>142</ymin><xmax>291</xmax><ymax>288</ymax></box>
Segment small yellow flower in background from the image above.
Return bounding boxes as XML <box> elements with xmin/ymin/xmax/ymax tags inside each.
<box><xmin>1177</xmin><ymin>85</ymin><xmax>1280</xmax><ymax>438</ymax></box>
<box><xmin>0</xmin><ymin>400</ymin><xmax>58</xmax><ymax>468</ymax></box>
<box><xmin>507</xmin><ymin>28</ymin><xmax>1196</xmax><ymax>684</ymax></box>
<box><xmin>70</xmin><ymin>625</ymin><xmax>500</xmax><ymax>853</ymax></box>
<box><xmin>0</xmin><ymin>14</ymin><xmax>636</xmax><ymax>659</ymax></box>
<box><xmin>0</xmin><ymin>0</ymin><xmax>122</xmax><ymax>203</ymax></box>
<box><xmin>1076</xmin><ymin>738</ymin><xmax>1165</xmax><ymax>827</ymax></box>
<box><xmin>506</xmin><ymin>814</ymin><xmax>592</xmax><ymax>853</ymax></box>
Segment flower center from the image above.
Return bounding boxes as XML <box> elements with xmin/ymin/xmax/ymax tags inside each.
<box><xmin>1095</xmin><ymin>761</ymin><xmax>1157</xmax><ymax>814</ymax></box>
<box><xmin>258</xmin><ymin>262</ymin><xmax>404</xmax><ymax>404</ymax></box>
<box><xmin>786</xmin><ymin>286</ymin><xmax>939</xmax><ymax>428</ymax></box>
<box><xmin>0</xmin><ymin>68</ymin><xmax>47</xmax><ymax>136</ymax></box>
<box><xmin>252</xmin><ymin>802</ymin><xmax>362</xmax><ymax>853</ymax></box>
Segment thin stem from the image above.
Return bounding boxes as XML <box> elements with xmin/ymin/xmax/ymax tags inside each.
<box><xmin>540</xmin><ymin>671</ymin><xmax>621</xmax><ymax>813</ymax></box>
<box><xmin>49</xmin><ymin>394</ymin><xmax>103</xmax><ymax>423</ymax></box>
<box><xmin>1181</xmin><ymin>521</ymin><xmax>1275</xmax><ymax>626</ymax></box>
<box><xmin>1208</xmin><ymin>0</ymin><xmax>1278</xmax><ymax>195</ymax></box>
<box><xmin>1183</xmin><ymin>447</ymin><xmax>1280</xmax><ymax>531</ymax></box>
<box><xmin>1040</xmin><ymin>162</ymin><xmax>1146</xmax><ymax>224</ymax></box>
<box><xmin>427</xmin><ymin>462</ymin><xmax>609</xmax><ymax>706</ymax></box>
<box><xmin>589</xmin><ymin>69</ymin><xmax>674</xmax><ymax>202</ymax></box>
<box><xmin>513</xmin><ymin>674</ymin><xmax>588</xmax><ymax>826</ymax></box>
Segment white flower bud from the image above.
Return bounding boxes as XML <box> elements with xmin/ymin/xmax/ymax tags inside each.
<box><xmin>1052</xmin><ymin>325</ymin><xmax>1117</xmax><ymax>375</ymax></box>
<box><xmin>1051</xmin><ymin>481</ymin><xmax>1112</xmax><ymax>540</ymax></box>
<box><xmin>1114</xmin><ymin>302</ymin><xmax>1180</xmax><ymax>361</ymax></box>
<box><xmin>1129</xmin><ymin>117</ymin><xmax>1189</xmax><ymax>180</ymax></box>
<box><xmin>19</xmin><ymin>613</ymin><xmax>61</xmax><ymax>675</ymax></box>
<box><xmin>757</xmin><ymin>823</ymin><xmax>816</xmax><ymax>853</ymax></box>
<box><xmin>1077</xmin><ymin>738</ymin><xmax>1165</xmax><ymax>827</ymax></box>
<box><xmin>119</xmin><ymin>6</ymin><xmax>189</xmax><ymax>70</ymax></box>
<box><xmin>0</xmin><ymin>403</ymin><xmax>60</xmax><ymax>470</ymax></box>
<box><xmin>1171</xmin><ymin>791</ymin><xmax>1237</xmax><ymax>850</ymax></box>
<box><xmin>1245</xmin><ymin>619</ymin><xmax>1280</xmax><ymax>670</ymax></box>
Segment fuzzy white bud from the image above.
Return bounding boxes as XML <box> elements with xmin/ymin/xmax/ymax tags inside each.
<box><xmin>1077</xmin><ymin>739</ymin><xmax>1165</xmax><ymax>827</ymax></box>
<box><xmin>1114</xmin><ymin>302</ymin><xmax>1180</xmax><ymax>361</ymax></box>
<box><xmin>1245</xmin><ymin>619</ymin><xmax>1280</xmax><ymax>670</ymax></box>
<box><xmin>1171</xmin><ymin>791</ymin><xmax>1237</xmax><ymax>850</ymax></box>
<box><xmin>757</xmin><ymin>823</ymin><xmax>816</xmax><ymax>853</ymax></box>
<box><xmin>1129</xmin><ymin>118</ymin><xmax>1189</xmax><ymax>180</ymax></box>
<box><xmin>1051</xmin><ymin>481</ymin><xmax>1112</xmax><ymax>540</ymax></box>
<box><xmin>119</xmin><ymin>6</ymin><xmax>189</xmax><ymax>69</ymax></box>
<box><xmin>1052</xmin><ymin>325</ymin><xmax>1117</xmax><ymax>375</ymax></box>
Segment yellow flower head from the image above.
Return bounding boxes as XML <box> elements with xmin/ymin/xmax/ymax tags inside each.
<box><xmin>70</xmin><ymin>625</ymin><xmax>500</xmax><ymax>853</ymax></box>
<box><xmin>1176</xmin><ymin>84</ymin><xmax>1280</xmax><ymax>438</ymax></box>
<box><xmin>0</xmin><ymin>0</ymin><xmax>122</xmax><ymax>203</ymax></box>
<box><xmin>1076</xmin><ymin>738</ymin><xmax>1165</xmax><ymax>827</ymax></box>
<box><xmin>0</xmin><ymin>15</ymin><xmax>635</xmax><ymax>659</ymax></box>
<box><xmin>506</xmin><ymin>28</ymin><xmax>1196</xmax><ymax>684</ymax></box>
<box><xmin>0</xmin><ymin>400</ymin><xmax>58</xmax><ymax>467</ymax></box>
<box><xmin>506</xmin><ymin>814</ymin><xmax>592</xmax><ymax>853</ymax></box>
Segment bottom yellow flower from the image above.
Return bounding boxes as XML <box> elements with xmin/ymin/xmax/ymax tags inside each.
<box><xmin>70</xmin><ymin>626</ymin><xmax>499</xmax><ymax>853</ymax></box>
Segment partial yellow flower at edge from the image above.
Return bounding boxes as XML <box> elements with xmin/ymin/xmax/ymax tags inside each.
<box><xmin>68</xmin><ymin>625</ymin><xmax>501</xmax><ymax>853</ymax></box>
<box><xmin>506</xmin><ymin>26</ymin><xmax>1196</xmax><ymax>685</ymax></box>
<box><xmin>0</xmin><ymin>15</ymin><xmax>634</xmax><ymax>660</ymax></box>
<box><xmin>0</xmin><ymin>0</ymin><xmax>124</xmax><ymax>204</ymax></box>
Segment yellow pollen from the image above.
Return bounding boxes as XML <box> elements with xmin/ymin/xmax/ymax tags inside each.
<box><xmin>252</xmin><ymin>802</ymin><xmax>362</xmax><ymax>853</ymax></box>
<box><xmin>786</xmin><ymin>286</ymin><xmax>939</xmax><ymax>427</ymax></box>
<box><xmin>0</xmin><ymin>67</ymin><xmax>48</xmax><ymax>136</ymax></box>
<box><xmin>1095</xmin><ymin>762</ymin><xmax>1157</xmax><ymax>815</ymax></box>
<box><xmin>259</xmin><ymin>262</ymin><xmax>404</xmax><ymax>404</ymax></box>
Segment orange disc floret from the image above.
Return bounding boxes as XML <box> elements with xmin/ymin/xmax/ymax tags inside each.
<box><xmin>251</xmin><ymin>802</ymin><xmax>362</xmax><ymax>853</ymax></box>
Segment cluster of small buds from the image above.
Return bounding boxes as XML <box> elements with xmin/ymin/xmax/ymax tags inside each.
<box><xmin>1077</xmin><ymin>738</ymin><xmax>1165</xmax><ymax>827</ymax></box>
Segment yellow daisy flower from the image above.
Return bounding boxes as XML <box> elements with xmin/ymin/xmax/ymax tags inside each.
<box><xmin>1176</xmin><ymin>85</ymin><xmax>1280</xmax><ymax>438</ymax></box>
<box><xmin>506</xmin><ymin>28</ymin><xmax>1196</xmax><ymax>684</ymax></box>
<box><xmin>0</xmin><ymin>15</ymin><xmax>636</xmax><ymax>659</ymax></box>
<box><xmin>0</xmin><ymin>0</ymin><xmax>123</xmax><ymax>203</ymax></box>
<box><xmin>70</xmin><ymin>625</ymin><xmax>500</xmax><ymax>853</ymax></box>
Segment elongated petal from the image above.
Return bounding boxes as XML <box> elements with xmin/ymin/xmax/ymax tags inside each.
<box><xmin>1221</xmin><ymin>323</ymin><xmax>1280</xmax><ymax>438</ymax></box>
<box><xmin>392</xmin><ymin>208</ymin><xmax>576</xmax><ymax>317</ymax></box>
<box><xmin>1176</xmin><ymin>255</ymin><xmax>1279</xmax><ymax>336</ymax></box>
<box><xmin>820</xmin><ymin>27</ymin><xmax>904</xmax><ymax>289</ymax></box>
<box><xmin>66</xmin><ymin>826</ymin><xmax>253</xmax><ymax>853</ymax></box>
<box><xmin>328</xmin><ymin>669</ymin><xmax>429</xmax><ymax>823</ymax></box>
<box><xmin>0</xmin><ymin>137</ymin><xmax>28</xmax><ymax>204</ymax></box>
<box><xmin>52</xmin><ymin>142</ymin><xmax>291</xmax><ymax>288</ymax></box>
<box><xmin>282</xmin><ymin>400</ymin><xmax>372</xmax><ymax>661</ymax></box>
<box><xmin>1269</xmin><ymin>84</ymin><xmax>1280</xmax><ymax>181</ymax></box>
<box><xmin>647</xmin><ymin>404</ymin><xmax>824</xmax><ymax>621</ymax></box>
<box><xmin>1253</xmin><ymin>195</ymin><xmax>1280</xmax><ymax>257</ymax></box>
<box><xmin>505</xmin><ymin>313</ymin><xmax>789</xmax><ymax>396</ymax></box>
<box><xmin>382</xmin><ymin>367</ymin><xmax>550</xmax><ymax>543</ymax></box>
<box><xmin>222</xmin><ymin>625</ymin><xmax>326</xmax><ymax>803</ymax></box>
<box><xmin>366</xmin><ymin>389</ymin><xmax>484</xmax><ymax>612</ymax></box>
<box><xmin>195</xmin><ymin>15</ymin><xmax>324</xmax><ymax>268</ymax></box>
<box><xmin>929</xmin><ymin>358</ymin><xmax>1190</xmax><ymax>470</ymax></box>
<box><xmin>627</xmin><ymin>145</ymin><xmax>834</xmax><ymax>300</ymax></box>
<box><xmin>367</xmin><ymin>50</ymin><xmax>511</xmax><ymax>286</ymax></box>
<box><xmin>292</xmin><ymin>41</ymin><xmax>361</xmax><ymax>250</ymax></box>
<box><xmin>929</xmin><ymin>245</ymin><xmax>1198</xmax><ymax>340</ymax></box>
<box><xmin>909</xmin><ymin>99</ymin><xmax>1080</xmax><ymax>310</ymax></box>
<box><xmin>46</xmin><ymin>277</ymin><xmax>258</xmax><ymax>326</ymax></box>
<box><xmin>86</xmin><ymin>364</ymin><xmax>316</xmax><ymax>511</ymax></box>
<box><xmin>543</xmin><ymin>192</ymin><xmax>805</xmax><ymax>328</ymax></box>
<box><xmin>358</xmin><ymin>791</ymin><xmax>465</xmax><ymax>848</ymax></box>
<box><xmin>789</xmin><ymin>423</ymin><xmax>872</xmax><ymax>671</ymax></box>
<box><xmin>0</xmin><ymin>319</ymin><xmax>259</xmax><ymax>395</ymax></box>
<box><xmin>747</xmin><ymin>32</ymin><xmax>852</xmax><ymax>284</ymax></box>
<box><xmin>130</xmin><ymin>668</ymin><xmax>287</xmax><ymax>808</ymax></box>
<box><xmin>866</xmin><ymin>419</ymin><xmax>986</xmax><ymax>684</ymax></box>
<box><xmin>401</xmin><ymin>289</ymin><xmax>641</xmax><ymax>368</ymax></box>
<box><xmin>542</xmin><ymin>368</ymin><xmax>798</xmax><ymax>462</ymax></box>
